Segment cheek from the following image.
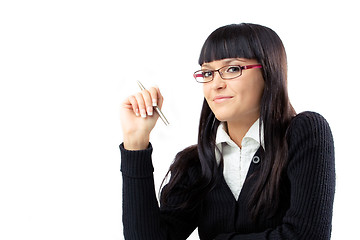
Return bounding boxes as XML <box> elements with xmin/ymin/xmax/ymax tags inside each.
<box><xmin>244</xmin><ymin>75</ymin><xmax>264</xmax><ymax>100</ymax></box>
<box><xmin>246</xmin><ymin>86</ymin><xmax>263</xmax><ymax>106</ymax></box>
<box><xmin>234</xmin><ymin>81</ymin><xmax>264</xmax><ymax>108</ymax></box>
<box><xmin>202</xmin><ymin>85</ymin><xmax>211</xmax><ymax>101</ymax></box>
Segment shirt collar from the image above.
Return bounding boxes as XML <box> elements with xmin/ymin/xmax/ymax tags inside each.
<box><xmin>215</xmin><ymin>119</ymin><xmax>264</xmax><ymax>149</ymax></box>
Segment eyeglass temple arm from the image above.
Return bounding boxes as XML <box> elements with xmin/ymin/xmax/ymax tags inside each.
<box><xmin>241</xmin><ymin>64</ymin><xmax>262</xmax><ymax>70</ymax></box>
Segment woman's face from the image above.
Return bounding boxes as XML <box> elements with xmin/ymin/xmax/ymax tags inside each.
<box><xmin>202</xmin><ymin>58</ymin><xmax>265</xmax><ymax>123</ymax></box>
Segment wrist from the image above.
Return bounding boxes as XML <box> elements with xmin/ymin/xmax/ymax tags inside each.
<box><xmin>123</xmin><ymin>134</ymin><xmax>150</xmax><ymax>150</ymax></box>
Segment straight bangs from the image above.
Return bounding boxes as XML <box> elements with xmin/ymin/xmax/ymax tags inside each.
<box><xmin>198</xmin><ymin>24</ymin><xmax>257</xmax><ymax>65</ymax></box>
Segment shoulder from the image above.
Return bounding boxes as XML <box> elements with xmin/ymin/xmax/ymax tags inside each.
<box><xmin>287</xmin><ymin>111</ymin><xmax>333</xmax><ymax>142</ymax></box>
<box><xmin>289</xmin><ymin>111</ymin><xmax>330</xmax><ymax>129</ymax></box>
<box><xmin>174</xmin><ymin>144</ymin><xmax>199</xmax><ymax>162</ymax></box>
<box><xmin>286</xmin><ymin>111</ymin><xmax>334</xmax><ymax>167</ymax></box>
<box><xmin>170</xmin><ymin>145</ymin><xmax>201</xmax><ymax>180</ymax></box>
<box><xmin>161</xmin><ymin>145</ymin><xmax>201</xmax><ymax>202</ymax></box>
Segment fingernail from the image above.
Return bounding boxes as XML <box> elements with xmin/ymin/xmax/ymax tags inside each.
<box><xmin>140</xmin><ymin>109</ymin><xmax>146</xmax><ymax>118</ymax></box>
<box><xmin>152</xmin><ymin>99</ymin><xmax>157</xmax><ymax>107</ymax></box>
<box><xmin>147</xmin><ymin>106</ymin><xmax>153</xmax><ymax>116</ymax></box>
<box><xmin>135</xmin><ymin>109</ymin><xmax>140</xmax><ymax>117</ymax></box>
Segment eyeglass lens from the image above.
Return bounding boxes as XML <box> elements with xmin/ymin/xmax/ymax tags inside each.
<box><xmin>195</xmin><ymin>66</ymin><xmax>242</xmax><ymax>82</ymax></box>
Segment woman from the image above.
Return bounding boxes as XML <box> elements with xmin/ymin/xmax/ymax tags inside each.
<box><xmin>120</xmin><ymin>23</ymin><xmax>335</xmax><ymax>240</ymax></box>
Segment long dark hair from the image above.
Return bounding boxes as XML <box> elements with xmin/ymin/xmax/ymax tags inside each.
<box><xmin>161</xmin><ymin>23</ymin><xmax>296</xmax><ymax>220</ymax></box>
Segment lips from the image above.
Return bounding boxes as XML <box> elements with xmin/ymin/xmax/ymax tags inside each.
<box><xmin>213</xmin><ymin>95</ymin><xmax>233</xmax><ymax>103</ymax></box>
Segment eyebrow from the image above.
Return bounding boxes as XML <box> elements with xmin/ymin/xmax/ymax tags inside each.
<box><xmin>202</xmin><ymin>58</ymin><xmax>247</xmax><ymax>68</ymax></box>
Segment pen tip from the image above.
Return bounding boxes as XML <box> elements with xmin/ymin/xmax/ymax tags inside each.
<box><xmin>137</xmin><ymin>80</ymin><xmax>146</xmax><ymax>90</ymax></box>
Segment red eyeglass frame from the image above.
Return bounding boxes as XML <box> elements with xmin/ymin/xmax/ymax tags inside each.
<box><xmin>193</xmin><ymin>64</ymin><xmax>263</xmax><ymax>83</ymax></box>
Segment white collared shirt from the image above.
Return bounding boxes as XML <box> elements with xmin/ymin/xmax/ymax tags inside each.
<box><xmin>215</xmin><ymin>119</ymin><xmax>264</xmax><ymax>200</ymax></box>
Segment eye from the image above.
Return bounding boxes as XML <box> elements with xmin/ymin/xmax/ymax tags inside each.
<box><xmin>225</xmin><ymin>66</ymin><xmax>241</xmax><ymax>73</ymax></box>
<box><xmin>203</xmin><ymin>71</ymin><xmax>213</xmax><ymax>78</ymax></box>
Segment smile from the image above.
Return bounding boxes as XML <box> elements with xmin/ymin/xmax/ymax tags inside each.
<box><xmin>213</xmin><ymin>96</ymin><xmax>233</xmax><ymax>103</ymax></box>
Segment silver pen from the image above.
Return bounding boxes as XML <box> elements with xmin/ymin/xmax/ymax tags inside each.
<box><xmin>137</xmin><ymin>80</ymin><xmax>170</xmax><ymax>126</ymax></box>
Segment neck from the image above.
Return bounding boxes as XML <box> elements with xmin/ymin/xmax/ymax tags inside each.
<box><xmin>226</xmin><ymin>115</ymin><xmax>259</xmax><ymax>148</ymax></box>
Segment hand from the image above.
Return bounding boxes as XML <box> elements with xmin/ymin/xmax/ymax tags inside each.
<box><xmin>120</xmin><ymin>86</ymin><xmax>164</xmax><ymax>150</ymax></box>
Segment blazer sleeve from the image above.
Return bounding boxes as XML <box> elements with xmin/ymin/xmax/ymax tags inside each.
<box><xmin>120</xmin><ymin>143</ymin><xmax>198</xmax><ymax>240</ymax></box>
<box><xmin>214</xmin><ymin>112</ymin><xmax>336</xmax><ymax>240</ymax></box>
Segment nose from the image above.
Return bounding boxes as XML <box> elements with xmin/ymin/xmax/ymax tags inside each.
<box><xmin>211</xmin><ymin>71</ymin><xmax>226</xmax><ymax>90</ymax></box>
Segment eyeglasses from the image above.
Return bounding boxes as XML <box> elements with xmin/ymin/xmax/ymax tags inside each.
<box><xmin>193</xmin><ymin>64</ymin><xmax>262</xmax><ymax>83</ymax></box>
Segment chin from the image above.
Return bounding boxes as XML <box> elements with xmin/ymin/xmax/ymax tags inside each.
<box><xmin>213</xmin><ymin>110</ymin><xmax>253</xmax><ymax>123</ymax></box>
<box><xmin>213</xmin><ymin>112</ymin><xmax>233</xmax><ymax>122</ymax></box>
<box><xmin>210</xmin><ymin>105</ymin><xmax>241</xmax><ymax>122</ymax></box>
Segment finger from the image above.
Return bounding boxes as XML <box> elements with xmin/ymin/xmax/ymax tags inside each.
<box><xmin>134</xmin><ymin>92</ymin><xmax>147</xmax><ymax>118</ymax></box>
<box><xmin>128</xmin><ymin>95</ymin><xmax>140</xmax><ymax>116</ymax></box>
<box><xmin>155</xmin><ymin>87</ymin><xmax>164</xmax><ymax>109</ymax></box>
<box><xmin>149</xmin><ymin>87</ymin><xmax>159</xmax><ymax>107</ymax></box>
<box><xmin>141</xmin><ymin>89</ymin><xmax>153</xmax><ymax>116</ymax></box>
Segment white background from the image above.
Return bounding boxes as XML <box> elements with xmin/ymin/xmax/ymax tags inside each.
<box><xmin>0</xmin><ymin>0</ymin><xmax>359</xmax><ymax>239</ymax></box>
